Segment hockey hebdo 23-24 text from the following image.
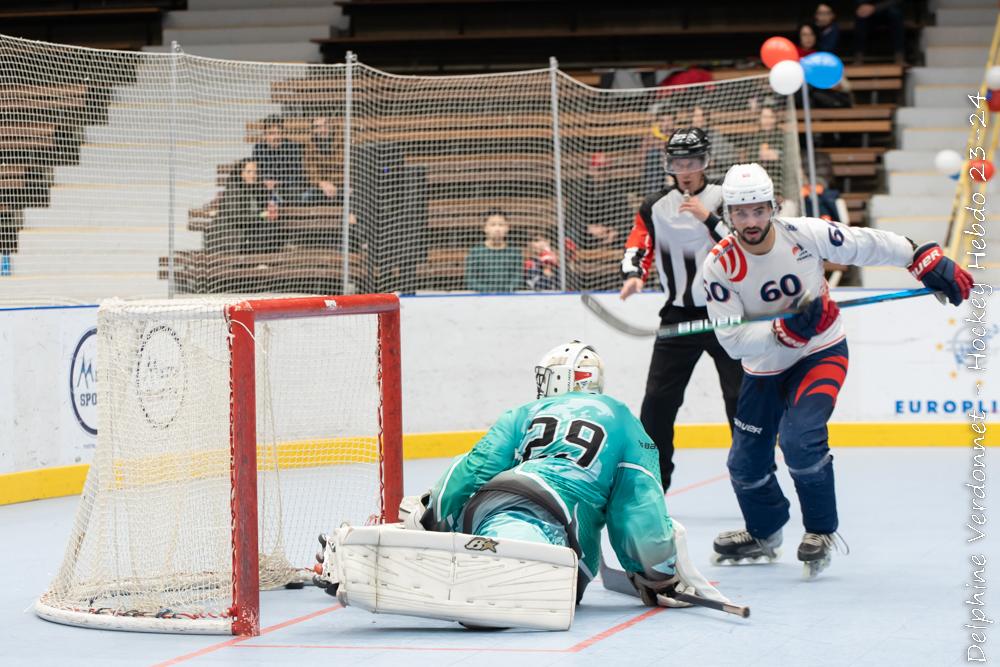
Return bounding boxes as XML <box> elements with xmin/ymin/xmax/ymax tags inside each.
<box><xmin>964</xmin><ymin>89</ymin><xmax>991</xmax><ymax>665</ymax></box>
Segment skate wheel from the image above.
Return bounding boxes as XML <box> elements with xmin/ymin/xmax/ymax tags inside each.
<box><xmin>801</xmin><ymin>557</ymin><xmax>830</xmax><ymax>579</ymax></box>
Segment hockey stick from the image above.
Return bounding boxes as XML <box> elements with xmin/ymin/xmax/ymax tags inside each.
<box><xmin>583</xmin><ymin>287</ymin><xmax>937</xmax><ymax>341</ymax></box>
<box><xmin>598</xmin><ymin>555</ymin><xmax>750</xmax><ymax>618</ymax></box>
<box><xmin>580</xmin><ymin>292</ymin><xmax>658</xmax><ymax>337</ymax></box>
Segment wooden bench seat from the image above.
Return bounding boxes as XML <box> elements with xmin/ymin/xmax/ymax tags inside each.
<box><xmin>0</xmin><ymin>123</ymin><xmax>57</xmax><ymax>151</ymax></box>
<box><xmin>158</xmin><ymin>248</ymin><xmax>364</xmax><ymax>293</ymax></box>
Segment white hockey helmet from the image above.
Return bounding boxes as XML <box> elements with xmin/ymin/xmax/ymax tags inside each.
<box><xmin>721</xmin><ymin>163</ymin><xmax>776</xmax><ymax>224</ymax></box>
<box><xmin>535</xmin><ymin>340</ymin><xmax>605</xmax><ymax>399</ymax></box>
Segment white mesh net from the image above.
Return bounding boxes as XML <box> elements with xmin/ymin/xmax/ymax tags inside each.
<box><xmin>36</xmin><ymin>296</ymin><xmax>391</xmax><ymax>634</ymax></box>
<box><xmin>0</xmin><ymin>34</ymin><xmax>800</xmax><ymax>302</ymax></box>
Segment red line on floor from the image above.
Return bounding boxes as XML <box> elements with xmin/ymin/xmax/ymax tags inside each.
<box><xmin>228</xmin><ymin>606</ymin><xmax>667</xmax><ymax>654</ymax></box>
<box><xmin>666</xmin><ymin>472</ymin><xmax>730</xmax><ymax>497</ymax></box>
<box><xmin>153</xmin><ymin>469</ymin><xmax>731</xmax><ymax>663</ymax></box>
<box><xmin>566</xmin><ymin>607</ymin><xmax>667</xmax><ymax>652</ymax></box>
<box><xmin>151</xmin><ymin>604</ymin><xmax>342</xmax><ymax>667</ymax></box>
<box><xmin>233</xmin><ymin>643</ymin><xmax>568</xmax><ymax>653</ymax></box>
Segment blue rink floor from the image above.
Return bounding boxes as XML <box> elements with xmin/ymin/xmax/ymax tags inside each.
<box><xmin>0</xmin><ymin>447</ymin><xmax>994</xmax><ymax>667</ymax></box>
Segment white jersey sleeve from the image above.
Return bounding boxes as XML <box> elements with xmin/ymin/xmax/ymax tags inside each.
<box><xmin>792</xmin><ymin>217</ymin><xmax>914</xmax><ymax>267</ymax></box>
<box><xmin>701</xmin><ymin>217</ymin><xmax>916</xmax><ymax>375</ymax></box>
<box><xmin>701</xmin><ymin>239</ymin><xmax>779</xmax><ymax>361</ymax></box>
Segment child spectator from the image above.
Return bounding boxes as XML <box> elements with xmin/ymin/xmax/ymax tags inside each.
<box><xmin>464</xmin><ymin>210</ymin><xmax>523</xmax><ymax>292</ymax></box>
<box><xmin>525</xmin><ymin>234</ymin><xmax>559</xmax><ymax>291</ymax></box>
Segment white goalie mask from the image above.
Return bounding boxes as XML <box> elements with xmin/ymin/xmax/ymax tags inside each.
<box><xmin>535</xmin><ymin>341</ymin><xmax>605</xmax><ymax>399</ymax></box>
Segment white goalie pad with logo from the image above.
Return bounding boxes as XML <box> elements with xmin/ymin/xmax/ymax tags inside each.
<box><xmin>328</xmin><ymin>524</ymin><xmax>578</xmax><ymax>631</ymax></box>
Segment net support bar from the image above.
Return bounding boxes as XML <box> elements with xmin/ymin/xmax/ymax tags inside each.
<box><xmin>228</xmin><ymin>303</ymin><xmax>261</xmax><ymax>636</ymax></box>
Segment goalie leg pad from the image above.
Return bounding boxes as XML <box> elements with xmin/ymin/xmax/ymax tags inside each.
<box><xmin>332</xmin><ymin>524</ymin><xmax>578</xmax><ymax>631</ymax></box>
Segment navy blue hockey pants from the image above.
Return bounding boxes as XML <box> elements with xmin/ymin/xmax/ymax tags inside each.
<box><xmin>727</xmin><ymin>341</ymin><xmax>848</xmax><ymax>539</ymax></box>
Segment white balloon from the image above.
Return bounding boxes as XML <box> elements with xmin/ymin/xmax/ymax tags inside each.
<box><xmin>986</xmin><ymin>66</ymin><xmax>1000</xmax><ymax>90</ymax></box>
<box><xmin>933</xmin><ymin>149</ymin><xmax>963</xmax><ymax>176</ymax></box>
<box><xmin>769</xmin><ymin>60</ymin><xmax>805</xmax><ymax>96</ymax></box>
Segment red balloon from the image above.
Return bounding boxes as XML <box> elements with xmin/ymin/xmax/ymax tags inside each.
<box><xmin>989</xmin><ymin>90</ymin><xmax>1000</xmax><ymax>112</ymax></box>
<box><xmin>760</xmin><ymin>37</ymin><xmax>800</xmax><ymax>68</ymax></box>
<box><xmin>969</xmin><ymin>159</ymin><xmax>995</xmax><ymax>182</ymax></box>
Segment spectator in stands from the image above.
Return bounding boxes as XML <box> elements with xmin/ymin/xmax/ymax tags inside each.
<box><xmin>464</xmin><ymin>210</ymin><xmax>523</xmax><ymax>292</ymax></box>
<box><xmin>747</xmin><ymin>99</ymin><xmax>782</xmax><ymax>174</ymax></box>
<box><xmin>569</xmin><ymin>152</ymin><xmax>632</xmax><ymax>250</ymax></box>
<box><xmin>801</xmin><ymin>155</ymin><xmax>843</xmax><ymax>222</ymax></box>
<box><xmin>797</xmin><ymin>23</ymin><xmax>818</xmax><ymax>58</ymax></box>
<box><xmin>854</xmin><ymin>0</ymin><xmax>905</xmax><ymax>64</ymax></box>
<box><xmin>641</xmin><ymin>102</ymin><xmax>677</xmax><ymax>194</ymax></box>
<box><xmin>252</xmin><ymin>114</ymin><xmax>308</xmax><ymax>202</ymax></box>
<box><xmin>689</xmin><ymin>98</ymin><xmax>736</xmax><ymax>183</ymax></box>
<box><xmin>525</xmin><ymin>233</ymin><xmax>559</xmax><ymax>291</ymax></box>
<box><xmin>814</xmin><ymin>4</ymin><xmax>840</xmax><ymax>53</ymax></box>
<box><xmin>206</xmin><ymin>158</ymin><xmax>280</xmax><ymax>256</ymax></box>
<box><xmin>302</xmin><ymin>116</ymin><xmax>340</xmax><ymax>205</ymax></box>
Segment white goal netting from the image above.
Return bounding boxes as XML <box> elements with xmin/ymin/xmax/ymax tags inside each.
<box><xmin>0</xmin><ymin>34</ymin><xmax>800</xmax><ymax>302</ymax></box>
<box><xmin>35</xmin><ymin>296</ymin><xmax>394</xmax><ymax>633</ymax></box>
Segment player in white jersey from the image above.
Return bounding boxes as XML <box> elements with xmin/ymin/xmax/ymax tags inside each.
<box><xmin>620</xmin><ymin>128</ymin><xmax>743</xmax><ymax>490</ymax></box>
<box><xmin>702</xmin><ymin>163</ymin><xmax>973</xmax><ymax>577</ymax></box>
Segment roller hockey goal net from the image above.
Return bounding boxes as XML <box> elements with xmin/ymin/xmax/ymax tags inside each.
<box><xmin>35</xmin><ymin>294</ymin><xmax>403</xmax><ymax>635</ymax></box>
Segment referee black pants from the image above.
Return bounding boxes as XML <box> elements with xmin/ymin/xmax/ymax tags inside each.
<box><xmin>640</xmin><ymin>305</ymin><xmax>744</xmax><ymax>491</ymax></box>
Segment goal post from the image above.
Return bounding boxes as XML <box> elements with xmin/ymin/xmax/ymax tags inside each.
<box><xmin>35</xmin><ymin>293</ymin><xmax>403</xmax><ymax>636</ymax></box>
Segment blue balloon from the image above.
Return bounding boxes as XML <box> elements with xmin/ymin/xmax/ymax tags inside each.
<box><xmin>801</xmin><ymin>52</ymin><xmax>844</xmax><ymax>89</ymax></box>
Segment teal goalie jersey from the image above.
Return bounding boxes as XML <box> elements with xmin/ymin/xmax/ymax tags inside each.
<box><xmin>426</xmin><ymin>392</ymin><xmax>679</xmax><ymax>580</ymax></box>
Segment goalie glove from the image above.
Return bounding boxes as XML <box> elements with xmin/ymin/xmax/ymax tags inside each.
<box><xmin>627</xmin><ymin>570</ymin><xmax>695</xmax><ymax>608</ymax></box>
<box><xmin>669</xmin><ymin>518</ymin><xmax>730</xmax><ymax>606</ymax></box>
<box><xmin>398</xmin><ymin>491</ymin><xmax>430</xmax><ymax>530</ymax></box>
<box><xmin>908</xmin><ymin>242</ymin><xmax>973</xmax><ymax>306</ymax></box>
<box><xmin>629</xmin><ymin>519</ymin><xmax>732</xmax><ymax>609</ymax></box>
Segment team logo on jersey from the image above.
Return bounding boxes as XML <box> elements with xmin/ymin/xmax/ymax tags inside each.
<box><xmin>792</xmin><ymin>244</ymin><xmax>813</xmax><ymax>261</ymax></box>
<box><xmin>464</xmin><ymin>537</ymin><xmax>499</xmax><ymax>553</ymax></box>
<box><xmin>709</xmin><ymin>237</ymin><xmax>747</xmax><ymax>282</ymax></box>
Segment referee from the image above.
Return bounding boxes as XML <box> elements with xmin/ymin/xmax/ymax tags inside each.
<box><xmin>620</xmin><ymin>128</ymin><xmax>743</xmax><ymax>490</ymax></box>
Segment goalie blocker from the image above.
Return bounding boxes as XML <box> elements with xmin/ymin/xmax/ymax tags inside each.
<box><xmin>320</xmin><ymin>523</ymin><xmax>578</xmax><ymax>631</ymax></box>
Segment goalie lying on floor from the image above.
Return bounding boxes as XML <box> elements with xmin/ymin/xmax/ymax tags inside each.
<box><xmin>314</xmin><ymin>340</ymin><xmax>732</xmax><ymax>630</ymax></box>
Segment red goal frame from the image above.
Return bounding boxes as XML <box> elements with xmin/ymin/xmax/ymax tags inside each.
<box><xmin>226</xmin><ymin>294</ymin><xmax>403</xmax><ymax>636</ymax></box>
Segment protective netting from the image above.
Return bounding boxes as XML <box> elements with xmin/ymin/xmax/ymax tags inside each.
<box><xmin>0</xmin><ymin>34</ymin><xmax>800</xmax><ymax>302</ymax></box>
<box><xmin>36</xmin><ymin>297</ymin><xmax>386</xmax><ymax>633</ymax></box>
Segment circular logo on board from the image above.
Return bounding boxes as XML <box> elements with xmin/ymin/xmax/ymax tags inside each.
<box><xmin>70</xmin><ymin>327</ymin><xmax>98</xmax><ymax>435</ymax></box>
<box><xmin>134</xmin><ymin>325</ymin><xmax>186</xmax><ymax>429</ymax></box>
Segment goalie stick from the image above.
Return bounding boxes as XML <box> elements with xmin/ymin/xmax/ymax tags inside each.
<box><xmin>582</xmin><ymin>287</ymin><xmax>939</xmax><ymax>340</ymax></box>
<box><xmin>599</xmin><ymin>555</ymin><xmax>750</xmax><ymax>618</ymax></box>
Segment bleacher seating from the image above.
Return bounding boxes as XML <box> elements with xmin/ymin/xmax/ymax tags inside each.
<box><xmin>173</xmin><ymin>56</ymin><xmax>905</xmax><ymax>292</ymax></box>
<box><xmin>0</xmin><ymin>1</ymin><xmax>182</xmax><ymax>51</ymax></box>
<box><xmin>317</xmin><ymin>1</ymin><xmax>925</xmax><ymax>70</ymax></box>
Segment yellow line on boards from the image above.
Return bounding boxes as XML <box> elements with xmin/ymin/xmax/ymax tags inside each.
<box><xmin>0</xmin><ymin>423</ymin><xmax>993</xmax><ymax>505</ymax></box>
<box><xmin>0</xmin><ymin>465</ymin><xmax>90</xmax><ymax>507</ymax></box>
